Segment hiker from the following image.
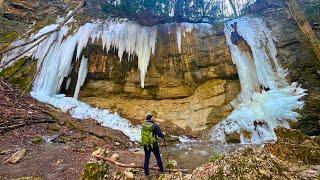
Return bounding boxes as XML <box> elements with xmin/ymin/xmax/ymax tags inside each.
<box><xmin>141</xmin><ymin>112</ymin><xmax>165</xmax><ymax>177</ymax></box>
<box><xmin>231</xmin><ymin>22</ymin><xmax>245</xmax><ymax>45</ymax></box>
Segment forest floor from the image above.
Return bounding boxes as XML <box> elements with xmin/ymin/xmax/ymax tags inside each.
<box><xmin>0</xmin><ymin>77</ymin><xmax>177</xmax><ymax>179</ymax></box>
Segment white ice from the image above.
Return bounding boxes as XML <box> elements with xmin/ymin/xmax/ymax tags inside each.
<box><xmin>74</xmin><ymin>56</ymin><xmax>88</xmax><ymax>99</ymax></box>
<box><xmin>212</xmin><ymin>17</ymin><xmax>306</xmax><ymax>144</ymax></box>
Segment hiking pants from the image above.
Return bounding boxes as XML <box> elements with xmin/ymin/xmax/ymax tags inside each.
<box><xmin>143</xmin><ymin>143</ymin><xmax>164</xmax><ymax>176</ymax></box>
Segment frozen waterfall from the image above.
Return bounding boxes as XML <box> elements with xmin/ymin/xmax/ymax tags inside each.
<box><xmin>212</xmin><ymin>17</ymin><xmax>306</xmax><ymax>144</ymax></box>
<box><xmin>0</xmin><ymin>18</ymin><xmax>160</xmax><ymax>141</ymax></box>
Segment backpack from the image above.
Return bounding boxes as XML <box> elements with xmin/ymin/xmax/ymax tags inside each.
<box><xmin>141</xmin><ymin>122</ymin><xmax>157</xmax><ymax>148</ymax></box>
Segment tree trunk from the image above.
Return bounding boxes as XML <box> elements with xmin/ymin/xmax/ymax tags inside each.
<box><xmin>287</xmin><ymin>0</ymin><xmax>320</xmax><ymax>63</ymax></box>
<box><xmin>228</xmin><ymin>0</ymin><xmax>238</xmax><ymax>18</ymax></box>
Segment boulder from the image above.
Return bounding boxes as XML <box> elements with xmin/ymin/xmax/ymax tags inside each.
<box><xmin>5</xmin><ymin>148</ymin><xmax>26</xmax><ymax>164</ymax></box>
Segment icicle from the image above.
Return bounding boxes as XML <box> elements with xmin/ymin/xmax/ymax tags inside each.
<box><xmin>176</xmin><ymin>26</ymin><xmax>182</xmax><ymax>53</ymax></box>
<box><xmin>74</xmin><ymin>56</ymin><xmax>88</xmax><ymax>99</ymax></box>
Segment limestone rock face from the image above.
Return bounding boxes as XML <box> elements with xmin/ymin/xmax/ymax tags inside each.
<box><xmin>77</xmin><ymin>25</ymin><xmax>240</xmax><ymax>133</ymax></box>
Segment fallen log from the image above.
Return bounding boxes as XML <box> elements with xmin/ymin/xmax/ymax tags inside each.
<box><xmin>94</xmin><ymin>154</ymin><xmax>189</xmax><ymax>173</ymax></box>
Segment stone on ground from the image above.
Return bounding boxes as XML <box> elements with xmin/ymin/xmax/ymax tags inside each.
<box><xmin>5</xmin><ymin>148</ymin><xmax>27</xmax><ymax>164</ymax></box>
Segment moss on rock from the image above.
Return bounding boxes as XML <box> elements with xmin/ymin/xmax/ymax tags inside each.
<box><xmin>0</xmin><ymin>58</ymin><xmax>37</xmax><ymax>92</ymax></box>
<box><xmin>0</xmin><ymin>58</ymin><xmax>27</xmax><ymax>78</ymax></box>
<box><xmin>82</xmin><ymin>161</ymin><xmax>109</xmax><ymax>180</ymax></box>
<box><xmin>31</xmin><ymin>137</ymin><xmax>45</xmax><ymax>145</ymax></box>
<box><xmin>0</xmin><ymin>31</ymin><xmax>19</xmax><ymax>43</ymax></box>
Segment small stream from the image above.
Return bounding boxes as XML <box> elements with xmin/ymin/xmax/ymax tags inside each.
<box><xmin>161</xmin><ymin>141</ymin><xmax>248</xmax><ymax>170</ymax></box>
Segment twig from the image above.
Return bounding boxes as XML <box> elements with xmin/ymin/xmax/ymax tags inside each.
<box><xmin>94</xmin><ymin>155</ymin><xmax>189</xmax><ymax>173</ymax></box>
<box><xmin>0</xmin><ymin>79</ymin><xmax>14</xmax><ymax>91</ymax></box>
<box><xmin>0</xmin><ymin>119</ymin><xmax>56</xmax><ymax>131</ymax></box>
<box><xmin>0</xmin><ymin>35</ymin><xmax>49</xmax><ymax>69</ymax></box>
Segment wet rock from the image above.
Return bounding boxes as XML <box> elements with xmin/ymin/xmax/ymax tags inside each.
<box><xmin>225</xmin><ymin>132</ymin><xmax>241</xmax><ymax>143</ymax></box>
<box><xmin>5</xmin><ymin>148</ymin><xmax>26</xmax><ymax>164</ymax></box>
<box><xmin>242</xmin><ymin>130</ymin><xmax>252</xmax><ymax>140</ymax></box>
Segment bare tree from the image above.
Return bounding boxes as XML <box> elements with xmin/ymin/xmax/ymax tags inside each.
<box><xmin>228</xmin><ymin>0</ymin><xmax>238</xmax><ymax>17</ymax></box>
<box><xmin>287</xmin><ymin>0</ymin><xmax>320</xmax><ymax>63</ymax></box>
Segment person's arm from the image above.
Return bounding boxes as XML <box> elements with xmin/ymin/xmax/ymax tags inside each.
<box><xmin>153</xmin><ymin>124</ymin><xmax>164</xmax><ymax>138</ymax></box>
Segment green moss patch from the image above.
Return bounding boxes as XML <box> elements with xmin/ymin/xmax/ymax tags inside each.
<box><xmin>0</xmin><ymin>58</ymin><xmax>26</xmax><ymax>78</ymax></box>
<box><xmin>82</xmin><ymin>162</ymin><xmax>109</xmax><ymax>180</ymax></box>
<box><xmin>0</xmin><ymin>31</ymin><xmax>19</xmax><ymax>43</ymax></box>
<box><xmin>1</xmin><ymin>59</ymin><xmax>37</xmax><ymax>92</ymax></box>
<box><xmin>31</xmin><ymin>137</ymin><xmax>45</xmax><ymax>145</ymax></box>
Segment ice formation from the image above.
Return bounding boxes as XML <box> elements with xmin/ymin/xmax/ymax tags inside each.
<box><xmin>212</xmin><ymin>17</ymin><xmax>306</xmax><ymax>144</ymax></box>
<box><xmin>74</xmin><ymin>56</ymin><xmax>88</xmax><ymax>99</ymax></box>
<box><xmin>1</xmin><ymin>15</ymin><xmax>306</xmax><ymax>144</ymax></box>
<box><xmin>0</xmin><ymin>18</ymin><xmax>161</xmax><ymax>141</ymax></box>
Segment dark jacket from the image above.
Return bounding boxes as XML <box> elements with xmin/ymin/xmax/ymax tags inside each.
<box><xmin>231</xmin><ymin>31</ymin><xmax>245</xmax><ymax>45</ymax></box>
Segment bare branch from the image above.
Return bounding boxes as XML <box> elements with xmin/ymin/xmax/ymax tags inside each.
<box><xmin>0</xmin><ymin>0</ymin><xmax>87</xmax><ymax>68</ymax></box>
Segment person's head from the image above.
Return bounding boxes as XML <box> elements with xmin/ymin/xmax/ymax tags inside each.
<box><xmin>231</xmin><ymin>22</ymin><xmax>238</xmax><ymax>31</ymax></box>
<box><xmin>146</xmin><ymin>111</ymin><xmax>153</xmax><ymax>121</ymax></box>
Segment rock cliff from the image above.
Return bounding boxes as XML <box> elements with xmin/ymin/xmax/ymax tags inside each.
<box><xmin>76</xmin><ymin>24</ymin><xmax>240</xmax><ymax>133</ymax></box>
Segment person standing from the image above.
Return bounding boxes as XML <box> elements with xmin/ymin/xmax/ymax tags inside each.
<box><xmin>141</xmin><ymin>112</ymin><xmax>165</xmax><ymax>177</ymax></box>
